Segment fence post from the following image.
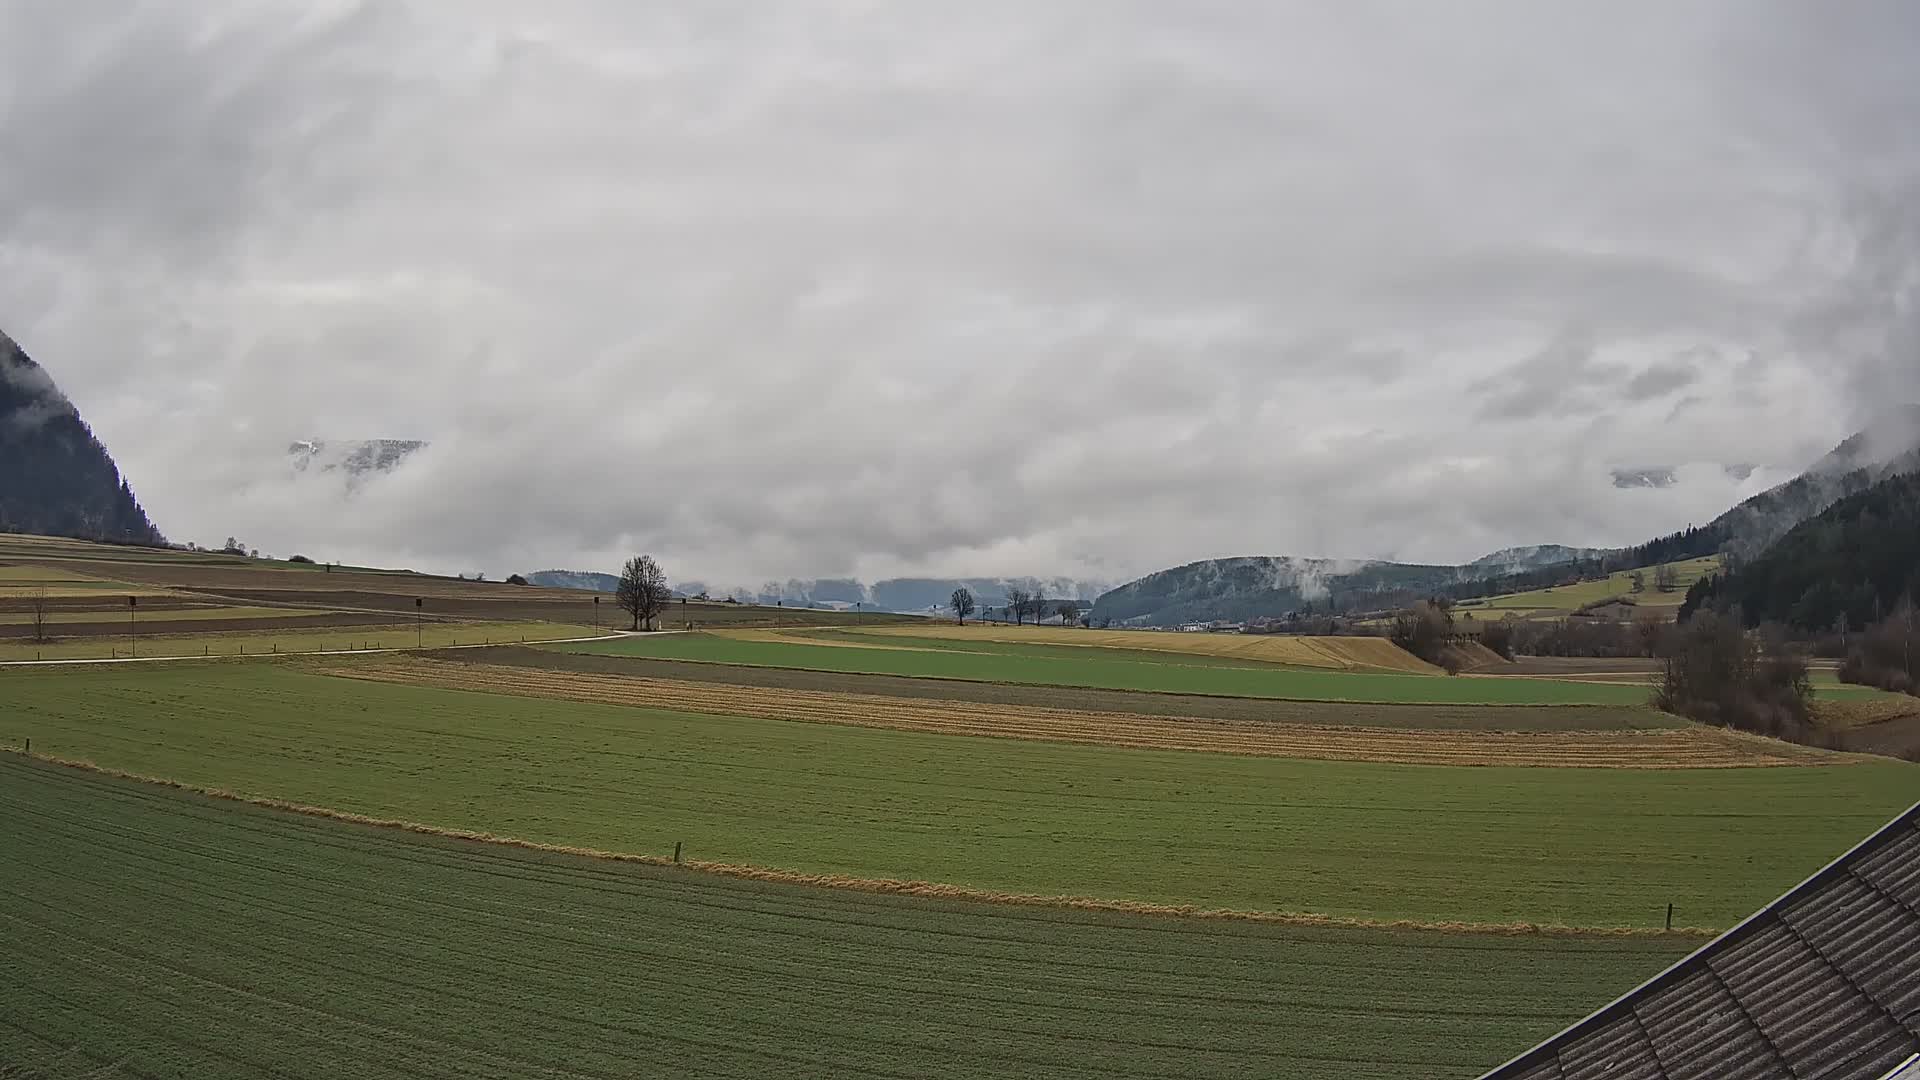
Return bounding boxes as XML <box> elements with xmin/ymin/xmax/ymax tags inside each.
<box><xmin>1666</xmin><ymin>903</ymin><xmax>1674</xmax><ymax>931</ymax></box>
<box><xmin>673</xmin><ymin>842</ymin><xmax>682</xmax><ymax>864</ymax></box>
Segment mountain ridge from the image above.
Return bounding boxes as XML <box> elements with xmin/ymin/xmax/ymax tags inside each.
<box><xmin>1089</xmin><ymin>410</ymin><xmax>1920</xmax><ymax>627</ymax></box>
<box><xmin>0</xmin><ymin>332</ymin><xmax>164</xmax><ymax>546</ymax></box>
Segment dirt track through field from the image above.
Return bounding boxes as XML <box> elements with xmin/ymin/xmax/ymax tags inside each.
<box><xmin>320</xmin><ymin>656</ymin><xmax>1836</xmax><ymax>768</ymax></box>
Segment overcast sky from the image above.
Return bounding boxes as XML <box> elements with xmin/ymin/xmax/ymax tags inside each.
<box><xmin>4</xmin><ymin>1</ymin><xmax>1918</xmax><ymax>587</ymax></box>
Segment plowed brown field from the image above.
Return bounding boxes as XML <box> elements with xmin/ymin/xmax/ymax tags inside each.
<box><xmin>320</xmin><ymin>656</ymin><xmax>1835</xmax><ymax>768</ymax></box>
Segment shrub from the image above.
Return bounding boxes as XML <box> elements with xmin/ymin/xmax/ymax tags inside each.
<box><xmin>506</xmin><ymin>573</ymin><xmax>529</xmax><ymax>586</ymax></box>
<box><xmin>1479</xmin><ymin>618</ymin><xmax>1516</xmax><ymax>660</ymax></box>
<box><xmin>288</xmin><ymin>554</ymin><xmax>313</xmax><ymax>564</ymax></box>
<box><xmin>1654</xmin><ymin>611</ymin><xmax>1812</xmax><ymax>741</ymax></box>
<box><xmin>1391</xmin><ymin>599</ymin><xmax>1456</xmax><ymax>670</ymax></box>
<box><xmin>1839</xmin><ymin>608</ymin><xmax>1918</xmax><ymax>697</ymax></box>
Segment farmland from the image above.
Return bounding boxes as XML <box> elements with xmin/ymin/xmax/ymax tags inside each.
<box><xmin>328</xmin><ymin>655</ymin><xmax>1809</xmax><ymax>767</ymax></box>
<box><xmin>0</xmin><ymin>532</ymin><xmax>916</xmax><ymax>630</ymax></box>
<box><xmin>1454</xmin><ymin>556</ymin><xmax>1722</xmax><ymax>620</ymax></box>
<box><xmin>6</xmin><ymin>661</ymin><xmax>1913</xmax><ymax>929</ymax></box>
<box><xmin>849</xmin><ymin>623</ymin><xmax>1443</xmax><ymax>672</ymax></box>
<box><xmin>0</xmin><ymin>755</ymin><xmax>1694</xmax><ymax>1080</ymax></box>
<box><xmin>3</xmin><ymin>534</ymin><xmax>1915</xmax><ymax>1079</ymax></box>
<box><xmin>551</xmin><ymin>629</ymin><xmax>1658</xmax><ymax>705</ymax></box>
<box><xmin>466</xmin><ymin>645</ymin><xmax>1683</xmax><ymax>731</ymax></box>
<box><xmin>0</xmin><ymin>619</ymin><xmax>600</xmax><ymax>661</ymax></box>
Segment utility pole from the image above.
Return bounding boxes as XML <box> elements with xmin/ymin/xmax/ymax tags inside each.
<box><xmin>415</xmin><ymin>597</ymin><xmax>424</xmax><ymax>648</ymax></box>
<box><xmin>594</xmin><ymin>595</ymin><xmax>600</xmax><ymax>630</ymax></box>
<box><xmin>128</xmin><ymin>596</ymin><xmax>137</xmax><ymax>657</ymax></box>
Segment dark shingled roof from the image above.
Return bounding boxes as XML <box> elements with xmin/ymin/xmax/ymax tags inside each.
<box><xmin>1482</xmin><ymin>800</ymin><xmax>1920</xmax><ymax>1080</ymax></box>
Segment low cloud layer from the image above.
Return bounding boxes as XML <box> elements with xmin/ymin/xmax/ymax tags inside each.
<box><xmin>4</xmin><ymin>1</ymin><xmax>1917</xmax><ymax>584</ymax></box>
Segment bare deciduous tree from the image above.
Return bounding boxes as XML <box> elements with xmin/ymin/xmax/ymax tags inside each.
<box><xmin>1054</xmin><ymin>599</ymin><xmax>1082</xmax><ymax>626</ymax></box>
<box><xmin>616</xmin><ymin>555</ymin><xmax>670</xmax><ymax>631</ymax></box>
<box><xmin>950</xmin><ymin>587</ymin><xmax>975</xmax><ymax>625</ymax></box>
<box><xmin>1005</xmin><ymin>587</ymin><xmax>1030</xmax><ymax>625</ymax></box>
<box><xmin>28</xmin><ymin>586</ymin><xmax>51</xmax><ymax>643</ymax></box>
<box><xmin>1653</xmin><ymin>563</ymin><xmax>1680</xmax><ymax>593</ymax></box>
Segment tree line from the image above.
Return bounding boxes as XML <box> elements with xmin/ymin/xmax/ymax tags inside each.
<box><xmin>949</xmin><ymin>586</ymin><xmax>1083</xmax><ymax>627</ymax></box>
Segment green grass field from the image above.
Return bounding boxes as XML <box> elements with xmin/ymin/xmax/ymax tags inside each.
<box><xmin>550</xmin><ymin>631</ymin><xmax>1657</xmax><ymax>705</ymax></box>
<box><xmin>0</xmin><ymin>755</ymin><xmax>1690</xmax><ymax>1080</ymax></box>
<box><xmin>6</xmin><ymin>662</ymin><xmax>1912</xmax><ymax>929</ymax></box>
<box><xmin>1456</xmin><ymin>557</ymin><xmax>1722</xmax><ymax>618</ymax></box>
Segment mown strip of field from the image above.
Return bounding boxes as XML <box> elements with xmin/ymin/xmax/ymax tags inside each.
<box><xmin>462</xmin><ymin>645</ymin><xmax>1682</xmax><ymax>731</ymax></box>
<box><xmin>550</xmin><ymin>632</ymin><xmax>1654</xmax><ymax>705</ymax></box>
<box><xmin>6</xmin><ymin>662</ymin><xmax>1913</xmax><ymax>928</ymax></box>
<box><xmin>328</xmin><ymin>656</ymin><xmax>1819</xmax><ymax>768</ymax></box>
<box><xmin>840</xmin><ymin>623</ymin><xmax>1441</xmax><ymax>672</ymax></box>
<box><xmin>0</xmin><ymin>620</ymin><xmax>599</xmax><ymax>661</ymax></box>
<box><xmin>0</xmin><ymin>756</ymin><xmax>1689</xmax><ymax>1080</ymax></box>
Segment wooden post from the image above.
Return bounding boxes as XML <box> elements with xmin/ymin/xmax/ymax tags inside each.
<box><xmin>23</xmin><ymin>738</ymin><xmax>28</xmax><ymax>755</ymax></box>
<box><xmin>1666</xmin><ymin>903</ymin><xmax>1674</xmax><ymax>931</ymax></box>
<box><xmin>673</xmin><ymin>842</ymin><xmax>682</xmax><ymax>864</ymax></box>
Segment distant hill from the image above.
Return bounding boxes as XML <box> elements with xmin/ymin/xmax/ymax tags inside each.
<box><xmin>1466</xmin><ymin>545</ymin><xmax>1609</xmax><ymax>574</ymax></box>
<box><xmin>668</xmin><ymin>576</ymin><xmax>1113</xmax><ymax>612</ymax></box>
<box><xmin>1707</xmin><ymin>407</ymin><xmax>1920</xmax><ymax>562</ymax></box>
<box><xmin>1681</xmin><ymin>467</ymin><xmax>1920</xmax><ymax>631</ymax></box>
<box><xmin>0</xmin><ymin>332</ymin><xmax>163</xmax><ymax>545</ymax></box>
<box><xmin>1090</xmin><ymin>409</ymin><xmax>1920</xmax><ymax>627</ymax></box>
<box><xmin>1090</xmin><ymin>556</ymin><xmax>1462</xmax><ymax>627</ymax></box>
<box><xmin>525</xmin><ymin>570</ymin><xmax>620</xmax><ymax>593</ymax></box>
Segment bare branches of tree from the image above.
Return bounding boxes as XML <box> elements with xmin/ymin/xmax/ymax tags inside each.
<box><xmin>1653</xmin><ymin>563</ymin><xmax>1679</xmax><ymax>593</ymax></box>
<box><xmin>1005</xmin><ymin>587</ymin><xmax>1030</xmax><ymax>625</ymax></box>
<box><xmin>616</xmin><ymin>555</ymin><xmax>669</xmax><ymax>631</ymax></box>
<box><xmin>949</xmin><ymin>587</ymin><xmax>975</xmax><ymax>625</ymax></box>
<box><xmin>28</xmin><ymin>586</ymin><xmax>50</xmax><ymax>643</ymax></box>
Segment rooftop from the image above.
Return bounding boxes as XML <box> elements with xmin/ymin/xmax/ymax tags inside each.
<box><xmin>1482</xmin><ymin>800</ymin><xmax>1920</xmax><ymax>1080</ymax></box>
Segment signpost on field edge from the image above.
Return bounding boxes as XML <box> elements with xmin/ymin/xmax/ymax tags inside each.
<box><xmin>128</xmin><ymin>595</ymin><xmax>137</xmax><ymax>658</ymax></box>
<box><xmin>415</xmin><ymin>597</ymin><xmax>424</xmax><ymax>648</ymax></box>
<box><xmin>594</xmin><ymin>595</ymin><xmax>600</xmax><ymax>631</ymax></box>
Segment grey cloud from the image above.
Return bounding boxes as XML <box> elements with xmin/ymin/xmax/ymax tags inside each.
<box><xmin>1626</xmin><ymin>356</ymin><xmax>1702</xmax><ymax>401</ymax></box>
<box><xmin>4</xmin><ymin>1</ymin><xmax>1919</xmax><ymax>584</ymax></box>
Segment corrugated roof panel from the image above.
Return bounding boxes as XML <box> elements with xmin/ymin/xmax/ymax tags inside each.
<box><xmin>1782</xmin><ymin>876</ymin><xmax>1920</xmax><ymax>1021</ymax></box>
<box><xmin>1554</xmin><ymin>1012</ymin><xmax>1662</xmax><ymax>1079</ymax></box>
<box><xmin>1855</xmin><ymin>825</ymin><xmax>1920</xmax><ymax>904</ymax></box>
<box><xmin>1642</xmin><ymin>967</ymin><xmax>1783</xmax><ymax>1076</ymax></box>
<box><xmin>1718</xmin><ymin>920</ymin><xmax>1902</xmax><ymax>1077</ymax></box>
<box><xmin>1879</xmin><ymin>1053</ymin><xmax>1920</xmax><ymax>1080</ymax></box>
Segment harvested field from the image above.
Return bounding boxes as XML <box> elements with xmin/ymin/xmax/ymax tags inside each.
<box><xmin>851</xmin><ymin>624</ymin><xmax>1441</xmax><ymax>672</ymax></box>
<box><xmin>1832</xmin><ymin>711</ymin><xmax>1920</xmax><ymax>761</ymax></box>
<box><xmin>1817</xmin><ymin>694</ymin><xmax>1920</xmax><ymax>729</ymax></box>
<box><xmin>0</xmin><ymin>755</ymin><xmax>1689</xmax><ymax>1080</ymax></box>
<box><xmin>7</xmin><ymin>662</ymin><xmax>1913</xmax><ymax>927</ymax></box>
<box><xmin>0</xmin><ymin>534</ymin><xmax>914</xmax><ymax>630</ymax></box>
<box><xmin>328</xmin><ymin>655</ymin><xmax>1826</xmax><ymax>768</ymax></box>
<box><xmin>0</xmin><ymin>620</ymin><xmax>598</xmax><ymax>661</ymax></box>
<box><xmin>458</xmin><ymin>645</ymin><xmax>1682</xmax><ymax>731</ymax></box>
<box><xmin>553</xmin><ymin>631</ymin><xmax>1655</xmax><ymax>705</ymax></box>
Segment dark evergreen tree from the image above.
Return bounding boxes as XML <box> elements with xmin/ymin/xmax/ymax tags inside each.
<box><xmin>1681</xmin><ymin>469</ymin><xmax>1920</xmax><ymax>632</ymax></box>
<box><xmin>0</xmin><ymin>332</ymin><xmax>164</xmax><ymax>545</ymax></box>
